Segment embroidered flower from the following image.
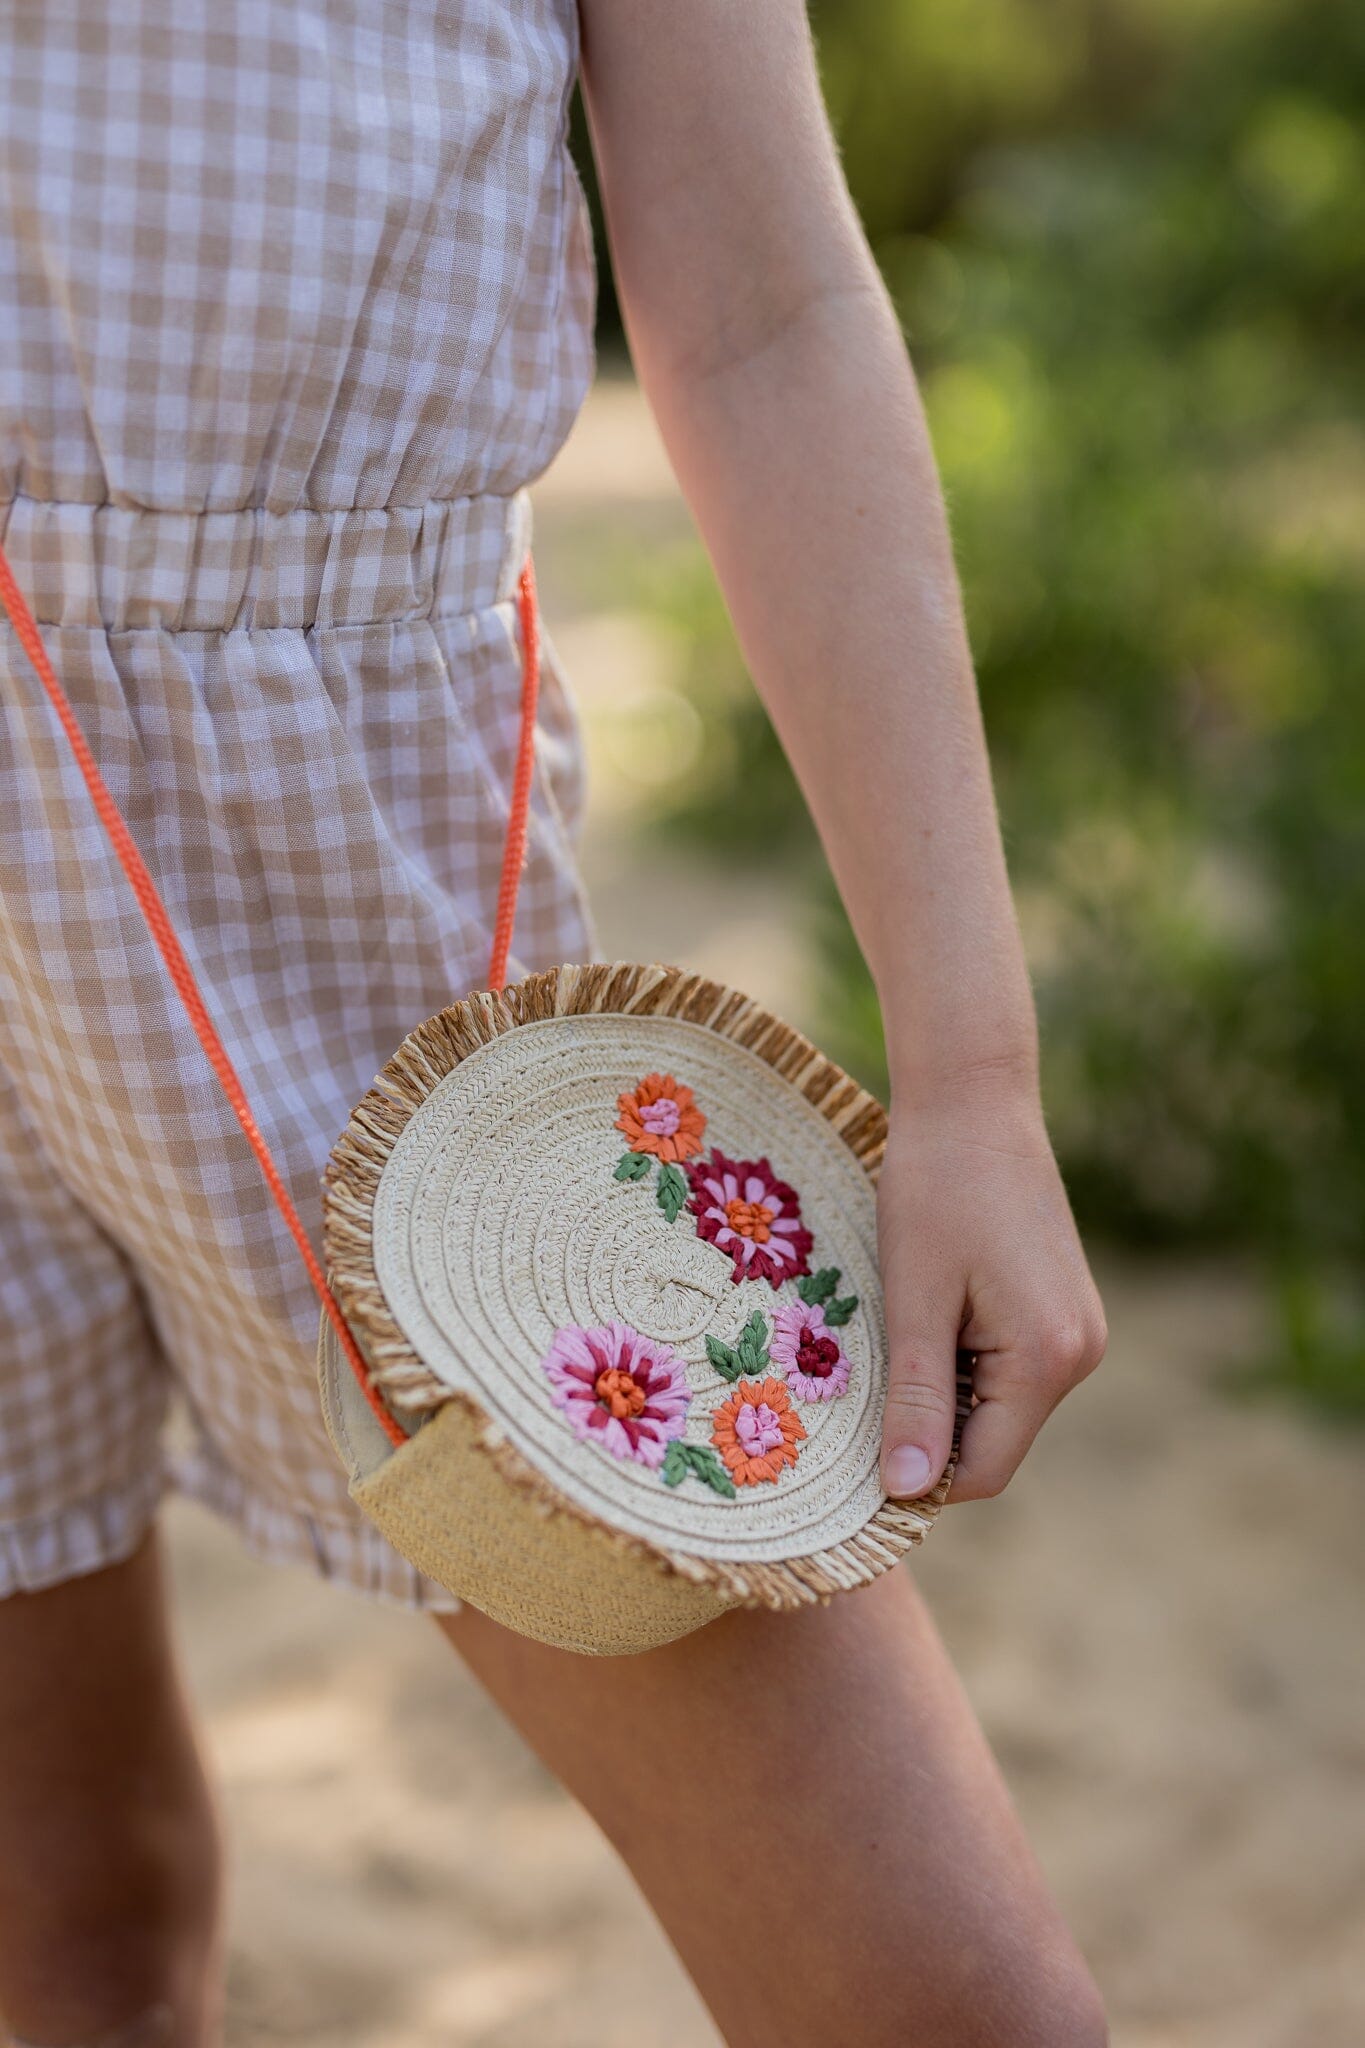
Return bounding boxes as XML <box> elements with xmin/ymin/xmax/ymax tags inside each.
<box><xmin>711</xmin><ymin>1377</ymin><xmax>806</xmax><ymax>1486</ymax></box>
<box><xmin>541</xmin><ymin>1321</ymin><xmax>690</xmax><ymax>1469</ymax></box>
<box><xmin>769</xmin><ymin>1300</ymin><xmax>852</xmax><ymax>1401</ymax></box>
<box><xmin>616</xmin><ymin>1072</ymin><xmax>707</xmax><ymax>1163</ymax></box>
<box><xmin>685</xmin><ymin>1151</ymin><xmax>814</xmax><ymax>1288</ymax></box>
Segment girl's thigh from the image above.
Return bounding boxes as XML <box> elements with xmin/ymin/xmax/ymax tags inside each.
<box><xmin>439</xmin><ymin>1566</ymin><xmax>1106</xmax><ymax>2048</ymax></box>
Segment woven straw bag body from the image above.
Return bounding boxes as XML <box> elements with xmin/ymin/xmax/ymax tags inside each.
<box><xmin>0</xmin><ymin>549</ymin><xmax>960</xmax><ymax>1659</ymax></box>
<box><xmin>318</xmin><ymin>961</ymin><xmax>957</xmax><ymax>1655</ymax></box>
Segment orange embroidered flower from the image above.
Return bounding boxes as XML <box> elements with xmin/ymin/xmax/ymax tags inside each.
<box><xmin>615</xmin><ymin>1072</ymin><xmax>706</xmax><ymax>1163</ymax></box>
<box><xmin>711</xmin><ymin>1377</ymin><xmax>806</xmax><ymax>1486</ymax></box>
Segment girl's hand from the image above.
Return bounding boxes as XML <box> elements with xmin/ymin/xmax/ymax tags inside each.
<box><xmin>876</xmin><ymin>1074</ymin><xmax>1108</xmax><ymax>1503</ymax></box>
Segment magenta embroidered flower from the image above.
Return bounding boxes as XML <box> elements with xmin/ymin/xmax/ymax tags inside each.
<box><xmin>685</xmin><ymin>1151</ymin><xmax>814</xmax><ymax>1289</ymax></box>
<box><xmin>770</xmin><ymin>1299</ymin><xmax>851</xmax><ymax>1401</ymax></box>
<box><xmin>540</xmin><ymin>1321</ymin><xmax>690</xmax><ymax>1468</ymax></box>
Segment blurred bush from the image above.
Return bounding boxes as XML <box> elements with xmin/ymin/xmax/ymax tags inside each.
<box><xmin>578</xmin><ymin>0</ymin><xmax>1365</xmax><ymax>1410</ymax></box>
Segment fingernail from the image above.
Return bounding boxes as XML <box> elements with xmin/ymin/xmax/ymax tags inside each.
<box><xmin>883</xmin><ymin>1444</ymin><xmax>933</xmax><ymax>1497</ymax></box>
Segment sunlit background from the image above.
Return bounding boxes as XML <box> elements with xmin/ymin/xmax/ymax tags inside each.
<box><xmin>170</xmin><ymin>4</ymin><xmax>1363</xmax><ymax>2039</ymax></box>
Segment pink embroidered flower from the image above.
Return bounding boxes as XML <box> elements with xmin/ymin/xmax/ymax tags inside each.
<box><xmin>616</xmin><ymin>1073</ymin><xmax>707</xmax><ymax>1163</ymax></box>
<box><xmin>770</xmin><ymin>1300</ymin><xmax>851</xmax><ymax>1401</ymax></box>
<box><xmin>540</xmin><ymin>1321</ymin><xmax>690</xmax><ymax>1468</ymax></box>
<box><xmin>685</xmin><ymin>1151</ymin><xmax>814</xmax><ymax>1288</ymax></box>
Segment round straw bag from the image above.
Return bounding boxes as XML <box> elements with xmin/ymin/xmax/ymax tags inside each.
<box><xmin>317</xmin><ymin>961</ymin><xmax>961</xmax><ymax>1655</ymax></box>
<box><xmin>0</xmin><ymin>547</ymin><xmax>964</xmax><ymax>1660</ymax></box>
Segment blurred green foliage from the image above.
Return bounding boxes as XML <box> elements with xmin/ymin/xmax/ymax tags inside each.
<box><xmin>581</xmin><ymin>0</ymin><xmax>1365</xmax><ymax>1410</ymax></box>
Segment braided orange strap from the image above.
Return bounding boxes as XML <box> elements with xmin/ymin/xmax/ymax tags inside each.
<box><xmin>0</xmin><ymin>542</ymin><xmax>542</xmax><ymax>1448</ymax></box>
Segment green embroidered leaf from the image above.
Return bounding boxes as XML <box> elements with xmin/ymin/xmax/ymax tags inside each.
<box><xmin>823</xmin><ymin>1294</ymin><xmax>859</xmax><ymax>1327</ymax></box>
<box><xmin>797</xmin><ymin>1266</ymin><xmax>840</xmax><ymax>1306</ymax></box>
<box><xmin>708</xmin><ymin>1315</ymin><xmax>773</xmax><ymax>1381</ymax></box>
<box><xmin>735</xmin><ymin>1310</ymin><xmax>771</xmax><ymax>1374</ymax></box>
<box><xmin>684</xmin><ymin>1444</ymin><xmax>737</xmax><ymax>1499</ymax></box>
<box><xmin>614</xmin><ymin>1150</ymin><xmax>652</xmax><ymax>1182</ymax></box>
<box><xmin>656</xmin><ymin>1161</ymin><xmax>688</xmax><ymax>1223</ymax></box>
<box><xmin>660</xmin><ymin>1441</ymin><xmax>738</xmax><ymax>1498</ymax></box>
<box><xmin>706</xmin><ymin>1334</ymin><xmax>744</xmax><ymax>1381</ymax></box>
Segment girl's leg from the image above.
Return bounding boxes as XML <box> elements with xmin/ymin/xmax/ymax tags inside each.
<box><xmin>440</xmin><ymin>1566</ymin><xmax>1105</xmax><ymax>2048</ymax></box>
<box><xmin>0</xmin><ymin>1530</ymin><xmax>222</xmax><ymax>2048</ymax></box>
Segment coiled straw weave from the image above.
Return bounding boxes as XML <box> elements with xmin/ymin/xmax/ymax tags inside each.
<box><xmin>320</xmin><ymin>963</ymin><xmax>966</xmax><ymax>1653</ymax></box>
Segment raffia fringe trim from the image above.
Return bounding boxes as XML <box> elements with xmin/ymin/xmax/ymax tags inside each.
<box><xmin>322</xmin><ymin>962</ymin><xmax>968</xmax><ymax>1613</ymax></box>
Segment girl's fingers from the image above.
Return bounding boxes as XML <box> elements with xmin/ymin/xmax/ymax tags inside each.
<box><xmin>874</xmin><ymin>1112</ymin><xmax>1108</xmax><ymax>1504</ymax></box>
<box><xmin>878</xmin><ymin>1276</ymin><xmax>965</xmax><ymax>1499</ymax></box>
<box><xmin>948</xmin><ymin>1314</ymin><xmax>1108</xmax><ymax>1502</ymax></box>
<box><xmin>946</xmin><ymin>1381</ymin><xmax>1056</xmax><ymax>1503</ymax></box>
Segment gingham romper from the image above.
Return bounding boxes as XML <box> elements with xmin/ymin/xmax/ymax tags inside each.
<box><xmin>0</xmin><ymin>0</ymin><xmax>597</xmax><ymax>1605</ymax></box>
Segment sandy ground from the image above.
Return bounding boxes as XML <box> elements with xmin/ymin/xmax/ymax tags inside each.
<box><xmin>164</xmin><ymin>379</ymin><xmax>1364</xmax><ymax>2047</ymax></box>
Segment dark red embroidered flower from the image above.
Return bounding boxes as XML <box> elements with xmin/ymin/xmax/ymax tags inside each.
<box><xmin>685</xmin><ymin>1151</ymin><xmax>813</xmax><ymax>1288</ymax></box>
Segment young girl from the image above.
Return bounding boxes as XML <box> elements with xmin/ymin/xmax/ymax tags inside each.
<box><xmin>0</xmin><ymin>3</ymin><xmax>1109</xmax><ymax>2043</ymax></box>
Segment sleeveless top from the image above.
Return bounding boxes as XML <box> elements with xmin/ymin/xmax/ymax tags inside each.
<box><xmin>0</xmin><ymin>0</ymin><xmax>596</xmax><ymax>514</ymax></box>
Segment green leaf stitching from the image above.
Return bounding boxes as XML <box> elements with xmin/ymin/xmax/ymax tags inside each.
<box><xmin>683</xmin><ymin>1444</ymin><xmax>737</xmax><ymax>1499</ymax></box>
<box><xmin>706</xmin><ymin>1334</ymin><xmax>744</xmax><ymax>1381</ymax></box>
<box><xmin>823</xmin><ymin>1294</ymin><xmax>859</xmax><ymax>1326</ymax></box>
<box><xmin>707</xmin><ymin>1314</ymin><xmax>770</xmax><ymax>1380</ymax></box>
<box><xmin>662</xmin><ymin>1441</ymin><xmax>737</xmax><ymax>1498</ymax></box>
<box><xmin>656</xmin><ymin>1161</ymin><xmax>688</xmax><ymax>1222</ymax></box>
<box><xmin>614</xmin><ymin>1151</ymin><xmax>652</xmax><ymax>1182</ymax></box>
<box><xmin>735</xmin><ymin>1310</ymin><xmax>771</xmax><ymax>1373</ymax></box>
<box><xmin>797</xmin><ymin>1266</ymin><xmax>841</xmax><ymax>1306</ymax></box>
<box><xmin>662</xmin><ymin>1440</ymin><xmax>691</xmax><ymax>1487</ymax></box>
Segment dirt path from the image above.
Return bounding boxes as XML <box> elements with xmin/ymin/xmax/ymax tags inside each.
<box><xmin>167</xmin><ymin>378</ymin><xmax>1365</xmax><ymax>2047</ymax></box>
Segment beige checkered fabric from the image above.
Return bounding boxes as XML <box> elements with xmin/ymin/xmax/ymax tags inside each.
<box><xmin>0</xmin><ymin>0</ymin><xmax>597</xmax><ymax>1605</ymax></box>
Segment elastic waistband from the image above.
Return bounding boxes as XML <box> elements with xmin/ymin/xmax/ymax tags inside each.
<box><xmin>0</xmin><ymin>492</ymin><xmax>531</xmax><ymax>633</ymax></box>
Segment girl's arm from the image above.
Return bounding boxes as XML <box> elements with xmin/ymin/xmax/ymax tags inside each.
<box><xmin>578</xmin><ymin>0</ymin><xmax>1107</xmax><ymax>1501</ymax></box>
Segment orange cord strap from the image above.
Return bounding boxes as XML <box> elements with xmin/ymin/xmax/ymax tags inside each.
<box><xmin>0</xmin><ymin>544</ymin><xmax>542</xmax><ymax>1449</ymax></box>
<box><xmin>488</xmin><ymin>557</ymin><xmax>540</xmax><ymax>994</ymax></box>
